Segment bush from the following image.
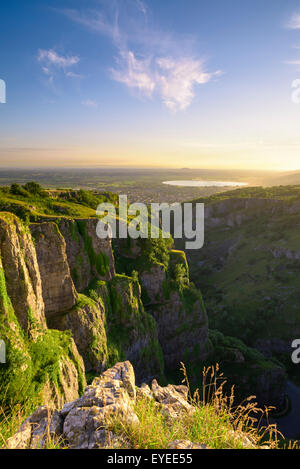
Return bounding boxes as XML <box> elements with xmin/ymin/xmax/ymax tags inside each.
<box><xmin>10</xmin><ymin>184</ymin><xmax>30</xmax><ymax>198</ymax></box>
<box><xmin>22</xmin><ymin>182</ymin><xmax>48</xmax><ymax>198</ymax></box>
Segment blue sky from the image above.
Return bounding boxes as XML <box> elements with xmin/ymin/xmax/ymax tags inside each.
<box><xmin>1</xmin><ymin>0</ymin><xmax>300</xmax><ymax>169</ymax></box>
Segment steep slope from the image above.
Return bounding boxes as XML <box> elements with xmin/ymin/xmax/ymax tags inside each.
<box><xmin>30</xmin><ymin>222</ymin><xmax>78</xmax><ymax>318</ymax></box>
<box><xmin>0</xmin><ymin>185</ymin><xmax>289</xmax><ymax>416</ymax></box>
<box><xmin>177</xmin><ymin>189</ymin><xmax>300</xmax><ymax>386</ymax></box>
<box><xmin>43</xmin><ymin>218</ymin><xmax>164</xmax><ymax>382</ymax></box>
<box><xmin>0</xmin><ymin>213</ymin><xmax>86</xmax><ymax>409</ymax></box>
<box><xmin>113</xmin><ymin>238</ymin><xmax>209</xmax><ymax>371</ymax></box>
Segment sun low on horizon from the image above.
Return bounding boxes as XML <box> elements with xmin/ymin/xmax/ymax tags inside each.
<box><xmin>1</xmin><ymin>0</ymin><xmax>300</xmax><ymax>172</ymax></box>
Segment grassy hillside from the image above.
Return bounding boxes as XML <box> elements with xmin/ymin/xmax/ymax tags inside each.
<box><xmin>179</xmin><ymin>185</ymin><xmax>300</xmax><ymax>385</ymax></box>
<box><xmin>0</xmin><ymin>182</ymin><xmax>118</xmax><ymax>221</ymax></box>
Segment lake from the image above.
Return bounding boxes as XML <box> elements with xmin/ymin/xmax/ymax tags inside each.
<box><xmin>163</xmin><ymin>180</ymin><xmax>248</xmax><ymax>188</ymax></box>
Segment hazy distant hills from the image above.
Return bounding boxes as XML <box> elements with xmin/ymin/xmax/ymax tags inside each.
<box><xmin>265</xmin><ymin>170</ymin><xmax>300</xmax><ymax>186</ymax></box>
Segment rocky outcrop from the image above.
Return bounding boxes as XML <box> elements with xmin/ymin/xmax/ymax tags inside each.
<box><xmin>0</xmin><ymin>213</ymin><xmax>46</xmax><ymax>334</ymax></box>
<box><xmin>151</xmin><ymin>379</ymin><xmax>194</xmax><ymax>419</ymax></box>
<box><xmin>30</xmin><ymin>222</ymin><xmax>78</xmax><ymax>318</ymax></box>
<box><xmin>6</xmin><ymin>361</ymin><xmax>261</xmax><ymax>450</ymax></box>
<box><xmin>6</xmin><ymin>362</ymin><xmax>138</xmax><ymax>449</ymax></box>
<box><xmin>49</xmin><ymin>294</ymin><xmax>109</xmax><ymax>374</ymax></box>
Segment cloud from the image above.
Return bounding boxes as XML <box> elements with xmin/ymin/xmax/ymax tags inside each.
<box><xmin>37</xmin><ymin>49</ymin><xmax>80</xmax><ymax>68</ymax></box>
<box><xmin>82</xmin><ymin>99</ymin><xmax>98</xmax><ymax>108</ymax></box>
<box><xmin>285</xmin><ymin>59</ymin><xmax>300</xmax><ymax>65</ymax></box>
<box><xmin>112</xmin><ymin>51</ymin><xmax>221</xmax><ymax>111</ymax></box>
<box><xmin>135</xmin><ymin>0</ymin><xmax>148</xmax><ymax>17</ymax></box>
<box><xmin>37</xmin><ymin>49</ymin><xmax>81</xmax><ymax>85</ymax></box>
<box><xmin>111</xmin><ymin>51</ymin><xmax>155</xmax><ymax>98</ymax></box>
<box><xmin>61</xmin><ymin>8</ymin><xmax>122</xmax><ymax>46</ymax></box>
<box><xmin>61</xmin><ymin>1</ymin><xmax>221</xmax><ymax>111</ymax></box>
<box><xmin>287</xmin><ymin>13</ymin><xmax>300</xmax><ymax>29</ymax></box>
<box><xmin>156</xmin><ymin>57</ymin><xmax>221</xmax><ymax>111</ymax></box>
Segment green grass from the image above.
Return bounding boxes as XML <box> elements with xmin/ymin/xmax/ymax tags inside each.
<box><xmin>0</xmin><ymin>185</ymin><xmax>119</xmax><ymax>222</ymax></box>
<box><xmin>107</xmin><ymin>365</ymin><xmax>289</xmax><ymax>450</ymax></box>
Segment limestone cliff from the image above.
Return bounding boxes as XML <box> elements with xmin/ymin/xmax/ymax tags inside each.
<box><xmin>30</xmin><ymin>222</ymin><xmax>78</xmax><ymax>318</ymax></box>
<box><xmin>0</xmin><ymin>208</ymin><xmax>287</xmax><ymax>416</ymax></box>
<box><xmin>114</xmin><ymin>238</ymin><xmax>209</xmax><ymax>371</ymax></box>
<box><xmin>0</xmin><ymin>214</ymin><xmax>86</xmax><ymax>408</ymax></box>
<box><xmin>26</xmin><ymin>218</ymin><xmax>163</xmax><ymax>382</ymax></box>
<box><xmin>104</xmin><ymin>275</ymin><xmax>164</xmax><ymax>382</ymax></box>
<box><xmin>49</xmin><ymin>293</ymin><xmax>109</xmax><ymax>374</ymax></box>
<box><xmin>58</xmin><ymin>218</ymin><xmax>115</xmax><ymax>291</ymax></box>
<box><xmin>0</xmin><ymin>213</ymin><xmax>46</xmax><ymax>335</ymax></box>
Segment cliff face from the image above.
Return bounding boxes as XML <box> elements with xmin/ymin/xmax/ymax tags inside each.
<box><xmin>30</xmin><ymin>222</ymin><xmax>78</xmax><ymax>318</ymax></box>
<box><xmin>0</xmin><ymin>213</ymin><xmax>46</xmax><ymax>335</ymax></box>
<box><xmin>114</xmin><ymin>239</ymin><xmax>209</xmax><ymax>371</ymax></box>
<box><xmin>58</xmin><ymin>219</ymin><xmax>93</xmax><ymax>292</ymax></box>
<box><xmin>140</xmin><ymin>261</ymin><xmax>208</xmax><ymax>370</ymax></box>
<box><xmin>48</xmin><ymin>294</ymin><xmax>109</xmax><ymax>374</ymax></box>
<box><xmin>204</xmin><ymin>198</ymin><xmax>287</xmax><ymax>229</ymax></box>
<box><xmin>0</xmin><ymin>213</ymin><xmax>165</xmax><ymax>406</ymax></box>
<box><xmin>0</xmin><ymin>208</ymin><xmax>287</xmax><ymax>415</ymax></box>
<box><xmin>58</xmin><ymin>218</ymin><xmax>115</xmax><ymax>291</ymax></box>
<box><xmin>105</xmin><ymin>275</ymin><xmax>164</xmax><ymax>382</ymax></box>
<box><xmin>0</xmin><ymin>213</ymin><xmax>86</xmax><ymax>409</ymax></box>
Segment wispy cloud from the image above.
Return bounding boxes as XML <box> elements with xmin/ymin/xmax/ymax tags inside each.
<box><xmin>285</xmin><ymin>59</ymin><xmax>300</xmax><ymax>65</ymax></box>
<box><xmin>135</xmin><ymin>0</ymin><xmax>148</xmax><ymax>18</ymax></box>
<box><xmin>156</xmin><ymin>57</ymin><xmax>221</xmax><ymax>111</ymax></box>
<box><xmin>112</xmin><ymin>52</ymin><xmax>221</xmax><ymax>111</ymax></box>
<box><xmin>61</xmin><ymin>1</ymin><xmax>221</xmax><ymax>112</ymax></box>
<box><xmin>111</xmin><ymin>51</ymin><xmax>155</xmax><ymax>98</ymax></box>
<box><xmin>61</xmin><ymin>8</ymin><xmax>122</xmax><ymax>45</ymax></box>
<box><xmin>38</xmin><ymin>49</ymin><xmax>80</xmax><ymax>68</ymax></box>
<box><xmin>37</xmin><ymin>49</ymin><xmax>81</xmax><ymax>84</ymax></box>
<box><xmin>81</xmin><ymin>99</ymin><xmax>98</xmax><ymax>108</ymax></box>
<box><xmin>287</xmin><ymin>13</ymin><xmax>300</xmax><ymax>29</ymax></box>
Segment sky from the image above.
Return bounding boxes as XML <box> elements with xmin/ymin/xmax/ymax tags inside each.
<box><xmin>1</xmin><ymin>0</ymin><xmax>300</xmax><ymax>170</ymax></box>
